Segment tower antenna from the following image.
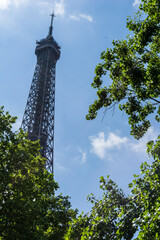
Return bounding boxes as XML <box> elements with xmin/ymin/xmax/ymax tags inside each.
<box><xmin>48</xmin><ymin>11</ymin><xmax>55</xmax><ymax>37</ymax></box>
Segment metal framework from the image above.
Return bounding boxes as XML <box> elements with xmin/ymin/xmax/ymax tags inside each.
<box><xmin>21</xmin><ymin>13</ymin><xmax>60</xmax><ymax>173</ymax></box>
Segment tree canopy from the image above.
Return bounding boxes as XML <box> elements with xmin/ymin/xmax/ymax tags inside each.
<box><xmin>64</xmin><ymin>0</ymin><xmax>160</xmax><ymax>239</ymax></box>
<box><xmin>0</xmin><ymin>107</ymin><xmax>75</xmax><ymax>240</ymax></box>
<box><xmin>65</xmin><ymin>137</ymin><xmax>160</xmax><ymax>239</ymax></box>
<box><xmin>86</xmin><ymin>0</ymin><xmax>160</xmax><ymax>139</ymax></box>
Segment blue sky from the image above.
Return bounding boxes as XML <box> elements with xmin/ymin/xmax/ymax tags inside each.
<box><xmin>0</xmin><ymin>0</ymin><xmax>159</xmax><ymax>213</ymax></box>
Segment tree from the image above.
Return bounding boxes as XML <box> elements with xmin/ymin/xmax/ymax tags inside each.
<box><xmin>65</xmin><ymin>2</ymin><xmax>160</xmax><ymax>238</ymax></box>
<box><xmin>65</xmin><ymin>177</ymin><xmax>137</xmax><ymax>240</ymax></box>
<box><xmin>65</xmin><ymin>137</ymin><xmax>160</xmax><ymax>239</ymax></box>
<box><xmin>86</xmin><ymin>0</ymin><xmax>160</xmax><ymax>139</ymax></box>
<box><xmin>0</xmin><ymin>106</ymin><xmax>75</xmax><ymax>240</ymax></box>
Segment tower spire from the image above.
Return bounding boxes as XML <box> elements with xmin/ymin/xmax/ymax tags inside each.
<box><xmin>48</xmin><ymin>11</ymin><xmax>55</xmax><ymax>37</ymax></box>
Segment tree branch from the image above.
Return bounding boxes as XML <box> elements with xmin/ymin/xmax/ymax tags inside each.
<box><xmin>150</xmin><ymin>97</ymin><xmax>160</xmax><ymax>104</ymax></box>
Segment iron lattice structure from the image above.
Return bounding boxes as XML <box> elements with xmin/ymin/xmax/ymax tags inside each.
<box><xmin>21</xmin><ymin>14</ymin><xmax>60</xmax><ymax>173</ymax></box>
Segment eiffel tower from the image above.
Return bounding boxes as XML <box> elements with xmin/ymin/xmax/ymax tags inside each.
<box><xmin>21</xmin><ymin>13</ymin><xmax>60</xmax><ymax>173</ymax></box>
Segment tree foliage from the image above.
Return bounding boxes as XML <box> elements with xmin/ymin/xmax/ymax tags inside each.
<box><xmin>65</xmin><ymin>137</ymin><xmax>160</xmax><ymax>239</ymax></box>
<box><xmin>0</xmin><ymin>107</ymin><xmax>75</xmax><ymax>240</ymax></box>
<box><xmin>86</xmin><ymin>0</ymin><xmax>160</xmax><ymax>139</ymax></box>
<box><xmin>66</xmin><ymin>1</ymin><xmax>160</xmax><ymax>238</ymax></box>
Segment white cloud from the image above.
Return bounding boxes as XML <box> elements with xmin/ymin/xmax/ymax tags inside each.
<box><xmin>0</xmin><ymin>0</ymin><xmax>65</xmax><ymax>16</ymax></box>
<box><xmin>78</xmin><ymin>148</ymin><xmax>87</xmax><ymax>164</ymax></box>
<box><xmin>54</xmin><ymin>0</ymin><xmax>65</xmax><ymax>17</ymax></box>
<box><xmin>70</xmin><ymin>15</ymin><xmax>79</xmax><ymax>21</ymax></box>
<box><xmin>79</xmin><ymin>13</ymin><xmax>93</xmax><ymax>22</ymax></box>
<box><xmin>90</xmin><ymin>132</ymin><xmax>128</xmax><ymax>159</ymax></box>
<box><xmin>13</xmin><ymin>0</ymin><xmax>28</xmax><ymax>7</ymax></box>
<box><xmin>0</xmin><ymin>0</ymin><xmax>11</xmax><ymax>9</ymax></box>
<box><xmin>90</xmin><ymin>128</ymin><xmax>158</xmax><ymax>160</ymax></box>
<box><xmin>129</xmin><ymin>127</ymin><xmax>157</xmax><ymax>154</ymax></box>
<box><xmin>0</xmin><ymin>0</ymin><xmax>91</xmax><ymax>23</ymax></box>
<box><xmin>72</xmin><ymin>148</ymin><xmax>87</xmax><ymax>164</ymax></box>
<box><xmin>0</xmin><ymin>0</ymin><xmax>28</xmax><ymax>9</ymax></box>
<box><xmin>37</xmin><ymin>1</ymin><xmax>53</xmax><ymax>14</ymax></box>
<box><xmin>133</xmin><ymin>0</ymin><xmax>141</xmax><ymax>7</ymax></box>
<box><xmin>70</xmin><ymin>13</ymin><xmax>93</xmax><ymax>22</ymax></box>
